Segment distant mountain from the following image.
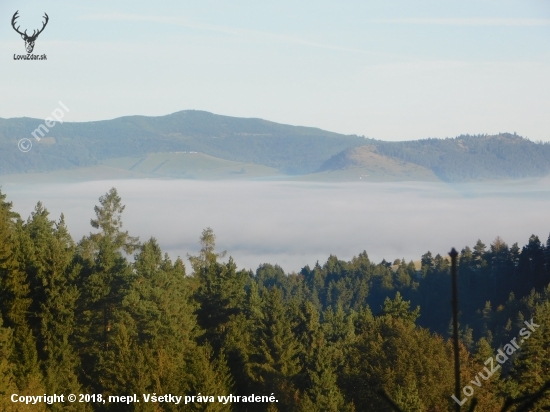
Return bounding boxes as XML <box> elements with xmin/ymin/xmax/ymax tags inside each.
<box><xmin>318</xmin><ymin>134</ymin><xmax>550</xmax><ymax>181</ymax></box>
<box><xmin>1</xmin><ymin>111</ymin><xmax>550</xmax><ymax>182</ymax></box>
<box><xmin>372</xmin><ymin>133</ymin><xmax>550</xmax><ymax>181</ymax></box>
<box><xmin>0</xmin><ymin>111</ymin><xmax>364</xmax><ymax>175</ymax></box>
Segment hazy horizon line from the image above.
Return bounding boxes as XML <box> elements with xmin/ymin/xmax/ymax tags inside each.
<box><xmin>0</xmin><ymin>109</ymin><xmax>527</xmax><ymax>143</ymax></box>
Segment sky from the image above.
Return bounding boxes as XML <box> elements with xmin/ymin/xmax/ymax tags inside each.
<box><xmin>1</xmin><ymin>0</ymin><xmax>550</xmax><ymax>141</ymax></box>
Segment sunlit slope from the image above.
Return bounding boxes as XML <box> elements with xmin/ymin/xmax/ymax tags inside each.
<box><xmin>2</xmin><ymin>111</ymin><xmax>550</xmax><ymax>181</ymax></box>
<box><xmin>102</xmin><ymin>152</ymin><xmax>279</xmax><ymax>179</ymax></box>
<box><xmin>373</xmin><ymin>134</ymin><xmax>550</xmax><ymax>181</ymax></box>
<box><xmin>0</xmin><ymin>111</ymin><xmax>364</xmax><ymax>175</ymax></box>
<box><xmin>307</xmin><ymin>145</ymin><xmax>439</xmax><ymax>181</ymax></box>
<box><xmin>0</xmin><ymin>152</ymin><xmax>279</xmax><ymax>184</ymax></box>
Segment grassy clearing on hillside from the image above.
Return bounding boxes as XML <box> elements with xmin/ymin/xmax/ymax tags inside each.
<box><xmin>102</xmin><ymin>152</ymin><xmax>279</xmax><ymax>179</ymax></box>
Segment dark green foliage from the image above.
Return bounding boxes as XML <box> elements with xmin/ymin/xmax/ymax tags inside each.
<box><xmin>23</xmin><ymin>204</ymin><xmax>82</xmax><ymax>405</ymax></box>
<box><xmin>74</xmin><ymin>188</ymin><xmax>140</xmax><ymax>395</ymax></box>
<box><xmin>380</xmin><ymin>292</ymin><xmax>420</xmax><ymax>325</ymax></box>
<box><xmin>192</xmin><ymin>232</ymin><xmax>247</xmax><ymax>353</ymax></box>
<box><xmin>0</xmin><ymin>190</ymin><xmax>27</xmax><ymax>330</ymax></box>
<box><xmin>0</xmin><ymin>189</ymin><xmax>45</xmax><ymax>397</ymax></box>
<box><xmin>506</xmin><ymin>291</ymin><xmax>550</xmax><ymax>411</ymax></box>
<box><xmin>1</xmin><ymin>186</ymin><xmax>550</xmax><ymax>411</ymax></box>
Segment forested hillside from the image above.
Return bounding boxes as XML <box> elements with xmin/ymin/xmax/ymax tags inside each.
<box><xmin>0</xmin><ymin>111</ymin><xmax>364</xmax><ymax>175</ymax></box>
<box><xmin>1</xmin><ymin>188</ymin><xmax>550</xmax><ymax>411</ymax></box>
<box><xmin>2</xmin><ymin>111</ymin><xmax>550</xmax><ymax>182</ymax></box>
<box><xmin>320</xmin><ymin>134</ymin><xmax>550</xmax><ymax>182</ymax></box>
<box><xmin>373</xmin><ymin>133</ymin><xmax>550</xmax><ymax>181</ymax></box>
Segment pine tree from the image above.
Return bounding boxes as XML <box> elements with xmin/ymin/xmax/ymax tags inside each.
<box><xmin>520</xmin><ymin>235</ymin><xmax>547</xmax><ymax>291</ymax></box>
<box><xmin>473</xmin><ymin>239</ymin><xmax>487</xmax><ymax>269</ymax></box>
<box><xmin>0</xmin><ymin>190</ymin><xmax>44</xmax><ymax>398</ymax></box>
<box><xmin>222</xmin><ymin>281</ymin><xmax>263</xmax><ymax>402</ymax></box>
<box><xmin>343</xmin><ymin>315</ymin><xmax>454</xmax><ymax>411</ymax></box>
<box><xmin>74</xmin><ymin>188</ymin><xmax>139</xmax><ymax>393</ymax></box>
<box><xmin>300</xmin><ymin>304</ymin><xmax>354</xmax><ymax>412</ymax></box>
<box><xmin>420</xmin><ymin>251</ymin><xmax>434</xmax><ymax>276</ymax></box>
<box><xmin>191</xmin><ymin>229</ymin><xmax>246</xmax><ymax>354</ymax></box>
<box><xmin>251</xmin><ymin>287</ymin><xmax>302</xmax><ymax>411</ymax></box>
<box><xmin>0</xmin><ymin>317</ymin><xmax>18</xmax><ymax>412</ymax></box>
<box><xmin>186</xmin><ymin>347</ymin><xmax>233</xmax><ymax>412</ymax></box>
<box><xmin>23</xmin><ymin>205</ymin><xmax>82</xmax><ymax>402</ymax></box>
<box><xmin>468</xmin><ymin>337</ymin><xmax>503</xmax><ymax>410</ymax></box>
<box><xmin>306</xmin><ymin>345</ymin><xmax>349</xmax><ymax>412</ymax></box>
<box><xmin>0</xmin><ymin>190</ymin><xmax>27</xmax><ymax>332</ymax></box>
<box><xmin>393</xmin><ymin>381</ymin><xmax>425</xmax><ymax>412</ymax></box>
<box><xmin>129</xmin><ymin>240</ymin><xmax>198</xmax><ymax>397</ymax></box>
<box><xmin>380</xmin><ymin>292</ymin><xmax>420</xmax><ymax>326</ymax></box>
<box><xmin>188</xmin><ymin>227</ymin><xmax>226</xmax><ymax>273</ymax></box>
<box><xmin>508</xmin><ymin>300</ymin><xmax>550</xmax><ymax>410</ymax></box>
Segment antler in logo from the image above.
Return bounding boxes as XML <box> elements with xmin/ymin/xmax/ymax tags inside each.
<box><xmin>11</xmin><ymin>11</ymin><xmax>49</xmax><ymax>54</ymax></box>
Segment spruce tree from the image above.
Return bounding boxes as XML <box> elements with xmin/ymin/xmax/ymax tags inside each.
<box><xmin>305</xmin><ymin>345</ymin><xmax>349</xmax><ymax>412</ymax></box>
<box><xmin>469</xmin><ymin>337</ymin><xmax>503</xmax><ymax>410</ymax></box>
<box><xmin>380</xmin><ymin>292</ymin><xmax>420</xmax><ymax>326</ymax></box>
<box><xmin>0</xmin><ymin>190</ymin><xmax>44</xmax><ymax>397</ymax></box>
<box><xmin>23</xmin><ymin>205</ymin><xmax>82</xmax><ymax>402</ymax></box>
<box><xmin>508</xmin><ymin>300</ymin><xmax>550</xmax><ymax>410</ymax></box>
<box><xmin>251</xmin><ymin>287</ymin><xmax>302</xmax><ymax>411</ymax></box>
<box><xmin>0</xmin><ymin>190</ymin><xmax>27</xmax><ymax>332</ymax></box>
<box><xmin>0</xmin><ymin>317</ymin><xmax>18</xmax><ymax>412</ymax></box>
<box><xmin>74</xmin><ymin>188</ymin><xmax>139</xmax><ymax>393</ymax></box>
<box><xmin>191</xmin><ymin>229</ymin><xmax>246</xmax><ymax>354</ymax></box>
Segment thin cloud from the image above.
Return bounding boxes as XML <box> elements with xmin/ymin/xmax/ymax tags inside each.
<box><xmin>79</xmin><ymin>13</ymin><xmax>405</xmax><ymax>59</ymax></box>
<box><xmin>371</xmin><ymin>18</ymin><xmax>550</xmax><ymax>26</ymax></box>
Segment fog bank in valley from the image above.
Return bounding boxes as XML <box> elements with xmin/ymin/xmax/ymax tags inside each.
<box><xmin>3</xmin><ymin>179</ymin><xmax>549</xmax><ymax>273</ymax></box>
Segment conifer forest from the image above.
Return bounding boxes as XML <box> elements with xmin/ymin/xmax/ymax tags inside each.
<box><xmin>1</xmin><ymin>187</ymin><xmax>549</xmax><ymax>411</ymax></box>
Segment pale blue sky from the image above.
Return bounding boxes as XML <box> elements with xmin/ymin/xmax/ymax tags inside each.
<box><xmin>1</xmin><ymin>0</ymin><xmax>549</xmax><ymax>141</ymax></box>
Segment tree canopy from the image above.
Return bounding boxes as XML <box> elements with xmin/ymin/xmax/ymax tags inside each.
<box><xmin>1</xmin><ymin>187</ymin><xmax>550</xmax><ymax>410</ymax></box>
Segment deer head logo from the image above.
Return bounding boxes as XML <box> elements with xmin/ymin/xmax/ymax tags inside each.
<box><xmin>11</xmin><ymin>11</ymin><xmax>49</xmax><ymax>54</ymax></box>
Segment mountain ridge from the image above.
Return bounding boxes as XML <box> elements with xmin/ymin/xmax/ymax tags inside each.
<box><xmin>0</xmin><ymin>110</ymin><xmax>364</xmax><ymax>175</ymax></box>
<box><xmin>1</xmin><ymin>110</ymin><xmax>549</xmax><ymax>182</ymax></box>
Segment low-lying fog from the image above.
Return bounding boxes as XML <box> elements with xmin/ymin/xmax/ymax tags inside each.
<box><xmin>2</xmin><ymin>179</ymin><xmax>550</xmax><ymax>273</ymax></box>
